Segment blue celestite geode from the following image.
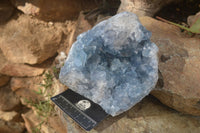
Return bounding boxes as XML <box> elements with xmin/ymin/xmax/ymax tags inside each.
<box><xmin>59</xmin><ymin>12</ymin><xmax>158</xmax><ymax>116</ymax></box>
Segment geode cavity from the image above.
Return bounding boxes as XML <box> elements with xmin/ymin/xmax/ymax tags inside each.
<box><xmin>59</xmin><ymin>12</ymin><xmax>158</xmax><ymax>116</ymax></box>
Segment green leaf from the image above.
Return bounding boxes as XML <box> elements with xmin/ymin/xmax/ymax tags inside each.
<box><xmin>34</xmin><ymin>88</ymin><xmax>43</xmax><ymax>95</ymax></box>
<box><xmin>189</xmin><ymin>16</ymin><xmax>200</xmax><ymax>33</ymax></box>
<box><xmin>156</xmin><ymin>16</ymin><xmax>200</xmax><ymax>34</ymax></box>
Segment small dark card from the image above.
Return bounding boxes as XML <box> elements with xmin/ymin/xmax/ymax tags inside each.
<box><xmin>51</xmin><ymin>89</ymin><xmax>108</xmax><ymax>131</ymax></box>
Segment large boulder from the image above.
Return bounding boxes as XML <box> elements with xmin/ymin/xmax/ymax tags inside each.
<box><xmin>0</xmin><ymin>75</ymin><xmax>10</xmax><ymax>87</ymax></box>
<box><xmin>0</xmin><ymin>14</ymin><xmax>62</xmax><ymax>65</ymax></box>
<box><xmin>22</xmin><ymin>110</ymin><xmax>67</xmax><ymax>133</ymax></box>
<box><xmin>0</xmin><ymin>85</ymin><xmax>21</xmax><ymax>111</ymax></box>
<box><xmin>0</xmin><ymin>63</ymin><xmax>44</xmax><ymax>77</ymax></box>
<box><xmin>0</xmin><ymin>49</ymin><xmax>44</xmax><ymax>77</ymax></box>
<box><xmin>118</xmin><ymin>0</ymin><xmax>180</xmax><ymax>17</ymax></box>
<box><xmin>11</xmin><ymin>77</ymin><xmax>44</xmax><ymax>103</ymax></box>
<box><xmin>0</xmin><ymin>110</ymin><xmax>19</xmax><ymax>122</ymax></box>
<box><xmin>140</xmin><ymin>16</ymin><xmax>200</xmax><ymax>116</ymax></box>
<box><xmin>0</xmin><ymin>119</ymin><xmax>25</xmax><ymax>133</ymax></box>
<box><xmin>14</xmin><ymin>0</ymin><xmax>101</xmax><ymax>21</ymax></box>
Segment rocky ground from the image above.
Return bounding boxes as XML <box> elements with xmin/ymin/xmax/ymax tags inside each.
<box><xmin>0</xmin><ymin>0</ymin><xmax>200</xmax><ymax>133</ymax></box>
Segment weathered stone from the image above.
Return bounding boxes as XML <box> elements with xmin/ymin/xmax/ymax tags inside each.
<box><xmin>48</xmin><ymin>115</ymin><xmax>68</xmax><ymax>133</ymax></box>
<box><xmin>0</xmin><ymin>74</ymin><xmax>10</xmax><ymax>87</ymax></box>
<box><xmin>0</xmin><ymin>63</ymin><xmax>44</xmax><ymax>77</ymax></box>
<box><xmin>0</xmin><ymin>111</ymin><xmax>19</xmax><ymax>122</ymax></box>
<box><xmin>0</xmin><ymin>119</ymin><xmax>25</xmax><ymax>133</ymax></box>
<box><xmin>0</xmin><ymin>14</ymin><xmax>62</xmax><ymax>65</ymax></box>
<box><xmin>22</xmin><ymin>110</ymin><xmax>66</xmax><ymax>133</ymax></box>
<box><xmin>59</xmin><ymin>96</ymin><xmax>200</xmax><ymax>133</ymax></box>
<box><xmin>140</xmin><ymin>16</ymin><xmax>200</xmax><ymax>116</ymax></box>
<box><xmin>59</xmin><ymin>12</ymin><xmax>158</xmax><ymax>116</ymax></box>
<box><xmin>11</xmin><ymin>77</ymin><xmax>44</xmax><ymax>104</ymax></box>
<box><xmin>0</xmin><ymin>85</ymin><xmax>21</xmax><ymax>111</ymax></box>
<box><xmin>118</xmin><ymin>0</ymin><xmax>180</xmax><ymax>17</ymax></box>
<box><xmin>0</xmin><ymin>44</ymin><xmax>44</xmax><ymax>77</ymax></box>
<box><xmin>61</xmin><ymin>11</ymin><xmax>92</xmax><ymax>56</ymax></box>
<box><xmin>22</xmin><ymin>110</ymin><xmax>50</xmax><ymax>133</ymax></box>
<box><xmin>0</xmin><ymin>0</ymin><xmax>14</xmax><ymax>23</ymax></box>
<box><xmin>55</xmin><ymin>20</ymin><xmax>77</xmax><ymax>55</ymax></box>
<box><xmin>0</xmin><ymin>48</ymin><xmax>7</xmax><ymax>69</ymax></box>
<box><xmin>72</xmin><ymin>11</ymin><xmax>92</xmax><ymax>43</ymax></box>
<box><xmin>14</xmin><ymin>0</ymin><xmax>101</xmax><ymax>21</ymax></box>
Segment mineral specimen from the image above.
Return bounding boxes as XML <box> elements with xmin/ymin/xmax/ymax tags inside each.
<box><xmin>59</xmin><ymin>12</ymin><xmax>158</xmax><ymax>116</ymax></box>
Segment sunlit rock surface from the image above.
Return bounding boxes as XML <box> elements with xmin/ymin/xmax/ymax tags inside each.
<box><xmin>59</xmin><ymin>12</ymin><xmax>158</xmax><ymax>116</ymax></box>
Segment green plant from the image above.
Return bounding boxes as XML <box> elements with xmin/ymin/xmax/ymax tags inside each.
<box><xmin>25</xmin><ymin>71</ymin><xmax>54</xmax><ymax>133</ymax></box>
<box><xmin>156</xmin><ymin>15</ymin><xmax>200</xmax><ymax>34</ymax></box>
<box><xmin>31</xmin><ymin>121</ymin><xmax>44</xmax><ymax>133</ymax></box>
<box><xmin>25</xmin><ymin>99</ymin><xmax>54</xmax><ymax>118</ymax></box>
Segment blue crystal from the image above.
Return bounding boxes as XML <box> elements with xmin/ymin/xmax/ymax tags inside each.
<box><xmin>59</xmin><ymin>12</ymin><xmax>158</xmax><ymax>116</ymax></box>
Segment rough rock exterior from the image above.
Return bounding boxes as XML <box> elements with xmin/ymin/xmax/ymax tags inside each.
<box><xmin>140</xmin><ymin>16</ymin><xmax>200</xmax><ymax>116</ymax></box>
<box><xmin>118</xmin><ymin>0</ymin><xmax>178</xmax><ymax>17</ymax></box>
<box><xmin>0</xmin><ymin>111</ymin><xmax>19</xmax><ymax>122</ymax></box>
<box><xmin>61</xmin><ymin>96</ymin><xmax>200</xmax><ymax>133</ymax></box>
<box><xmin>59</xmin><ymin>12</ymin><xmax>158</xmax><ymax>116</ymax></box>
<box><xmin>0</xmin><ymin>119</ymin><xmax>25</xmax><ymax>133</ymax></box>
<box><xmin>11</xmin><ymin>77</ymin><xmax>44</xmax><ymax>104</ymax></box>
<box><xmin>0</xmin><ymin>14</ymin><xmax>62</xmax><ymax>65</ymax></box>
<box><xmin>22</xmin><ymin>110</ymin><xmax>67</xmax><ymax>133</ymax></box>
<box><xmin>0</xmin><ymin>49</ymin><xmax>44</xmax><ymax>77</ymax></box>
<box><xmin>14</xmin><ymin>0</ymin><xmax>101</xmax><ymax>21</ymax></box>
<box><xmin>0</xmin><ymin>75</ymin><xmax>10</xmax><ymax>87</ymax></box>
<box><xmin>0</xmin><ymin>63</ymin><xmax>44</xmax><ymax>77</ymax></box>
<box><xmin>0</xmin><ymin>85</ymin><xmax>21</xmax><ymax>111</ymax></box>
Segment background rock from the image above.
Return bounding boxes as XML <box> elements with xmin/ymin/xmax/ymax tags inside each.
<box><xmin>14</xmin><ymin>0</ymin><xmax>102</xmax><ymax>21</ymax></box>
<box><xmin>11</xmin><ymin>76</ymin><xmax>44</xmax><ymax>105</ymax></box>
<box><xmin>56</xmin><ymin>21</ymin><xmax>77</xmax><ymax>55</ymax></box>
<box><xmin>0</xmin><ymin>119</ymin><xmax>25</xmax><ymax>133</ymax></box>
<box><xmin>0</xmin><ymin>75</ymin><xmax>10</xmax><ymax>87</ymax></box>
<box><xmin>22</xmin><ymin>110</ymin><xmax>48</xmax><ymax>133</ymax></box>
<box><xmin>0</xmin><ymin>63</ymin><xmax>44</xmax><ymax>77</ymax></box>
<box><xmin>48</xmin><ymin>116</ymin><xmax>68</xmax><ymax>133</ymax></box>
<box><xmin>62</xmin><ymin>11</ymin><xmax>92</xmax><ymax>56</ymax></box>
<box><xmin>0</xmin><ymin>85</ymin><xmax>21</xmax><ymax>111</ymax></box>
<box><xmin>0</xmin><ymin>110</ymin><xmax>19</xmax><ymax>122</ymax></box>
<box><xmin>0</xmin><ymin>14</ymin><xmax>62</xmax><ymax>65</ymax></box>
<box><xmin>0</xmin><ymin>50</ymin><xmax>44</xmax><ymax>77</ymax></box>
<box><xmin>0</xmin><ymin>0</ymin><xmax>14</xmax><ymax>24</ymax></box>
<box><xmin>61</xmin><ymin>96</ymin><xmax>200</xmax><ymax>133</ymax></box>
<box><xmin>118</xmin><ymin>0</ymin><xmax>180</xmax><ymax>17</ymax></box>
<box><xmin>22</xmin><ymin>110</ymin><xmax>67</xmax><ymax>133</ymax></box>
<box><xmin>140</xmin><ymin>16</ymin><xmax>200</xmax><ymax>116</ymax></box>
<box><xmin>72</xmin><ymin>11</ymin><xmax>92</xmax><ymax>43</ymax></box>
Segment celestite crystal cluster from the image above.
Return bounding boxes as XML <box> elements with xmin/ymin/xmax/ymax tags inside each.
<box><xmin>59</xmin><ymin>12</ymin><xmax>158</xmax><ymax>116</ymax></box>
